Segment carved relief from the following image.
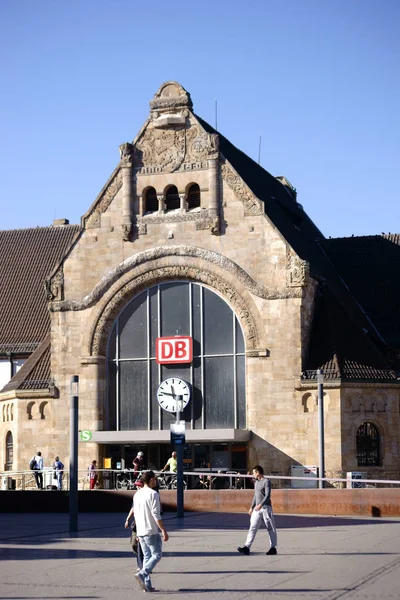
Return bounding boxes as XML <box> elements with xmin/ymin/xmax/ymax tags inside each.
<box><xmin>186</xmin><ymin>125</ymin><xmax>219</xmax><ymax>162</ymax></box>
<box><xmin>287</xmin><ymin>251</ymin><xmax>308</xmax><ymax>287</ymax></box>
<box><xmin>134</xmin><ymin>128</ymin><xmax>187</xmax><ymax>173</ymax></box>
<box><xmin>45</xmin><ymin>267</ymin><xmax>64</xmax><ymax>301</ymax></box>
<box><xmin>90</xmin><ymin>266</ymin><xmax>259</xmax><ymax>356</ymax></box>
<box><xmin>122</xmin><ymin>224</ymin><xmax>132</xmax><ymax>242</ymax></box>
<box><xmin>221</xmin><ymin>163</ymin><xmax>263</xmax><ymax>216</ymax></box>
<box><xmin>49</xmin><ymin>245</ymin><xmax>302</xmax><ymax>313</ymax></box>
<box><xmin>84</xmin><ymin>171</ymin><xmax>123</xmax><ymax>229</ymax></box>
<box><xmin>119</xmin><ymin>142</ymin><xmax>134</xmax><ymax>166</ymax></box>
<box><xmin>150</xmin><ymin>81</ymin><xmax>193</xmax><ymax>112</ymax></box>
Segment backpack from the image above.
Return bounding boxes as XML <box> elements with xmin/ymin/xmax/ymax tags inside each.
<box><xmin>29</xmin><ymin>457</ymin><xmax>36</xmax><ymax>470</ymax></box>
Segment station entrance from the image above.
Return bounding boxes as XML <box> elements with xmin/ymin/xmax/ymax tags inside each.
<box><xmin>103</xmin><ymin>442</ymin><xmax>247</xmax><ymax>473</ymax></box>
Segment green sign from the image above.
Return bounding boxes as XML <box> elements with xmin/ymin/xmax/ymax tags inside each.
<box><xmin>80</xmin><ymin>430</ymin><xmax>92</xmax><ymax>442</ymax></box>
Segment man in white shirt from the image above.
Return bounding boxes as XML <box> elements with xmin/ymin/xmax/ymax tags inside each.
<box><xmin>32</xmin><ymin>451</ymin><xmax>44</xmax><ymax>489</ymax></box>
<box><xmin>126</xmin><ymin>470</ymin><xmax>169</xmax><ymax>592</ymax></box>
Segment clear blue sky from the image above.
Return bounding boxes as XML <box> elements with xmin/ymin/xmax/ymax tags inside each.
<box><xmin>1</xmin><ymin>0</ymin><xmax>399</xmax><ymax>238</ymax></box>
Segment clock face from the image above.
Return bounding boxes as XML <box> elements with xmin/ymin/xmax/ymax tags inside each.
<box><xmin>157</xmin><ymin>377</ymin><xmax>191</xmax><ymax>413</ymax></box>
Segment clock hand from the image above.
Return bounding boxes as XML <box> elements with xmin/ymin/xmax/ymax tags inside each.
<box><xmin>159</xmin><ymin>392</ymin><xmax>176</xmax><ymax>397</ymax></box>
<box><xmin>171</xmin><ymin>385</ymin><xmax>175</xmax><ymax>397</ymax></box>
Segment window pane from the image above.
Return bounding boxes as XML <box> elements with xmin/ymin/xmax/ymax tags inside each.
<box><xmin>236</xmin><ymin>318</ymin><xmax>245</xmax><ymax>353</ymax></box>
<box><xmin>203</xmin><ymin>288</ymin><xmax>233</xmax><ymax>354</ymax></box>
<box><xmin>108</xmin><ymin>324</ymin><xmax>116</xmax><ymax>360</ymax></box>
<box><xmin>107</xmin><ymin>361</ymin><xmax>117</xmax><ymax>431</ymax></box>
<box><xmin>160</xmin><ymin>282</ymin><xmax>190</xmax><ymax>337</ymax></box>
<box><xmin>237</xmin><ymin>356</ymin><xmax>246</xmax><ymax>429</ymax></box>
<box><xmin>204</xmin><ymin>356</ymin><xmax>234</xmax><ymax>428</ymax></box>
<box><xmin>119</xmin><ymin>292</ymin><xmax>147</xmax><ymax>359</ymax></box>
<box><xmin>193</xmin><ymin>356</ymin><xmax>202</xmax><ymax>429</ymax></box>
<box><xmin>149</xmin><ymin>287</ymin><xmax>158</xmax><ymax>358</ymax></box>
<box><xmin>120</xmin><ymin>361</ymin><xmax>148</xmax><ymax>430</ymax></box>
<box><xmin>192</xmin><ymin>284</ymin><xmax>201</xmax><ymax>357</ymax></box>
<box><xmin>150</xmin><ymin>360</ymin><xmax>159</xmax><ymax>430</ymax></box>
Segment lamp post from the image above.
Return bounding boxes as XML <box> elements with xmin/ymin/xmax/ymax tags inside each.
<box><xmin>317</xmin><ymin>369</ymin><xmax>325</xmax><ymax>489</ymax></box>
<box><xmin>175</xmin><ymin>395</ymin><xmax>184</xmax><ymax>519</ymax></box>
<box><xmin>69</xmin><ymin>375</ymin><xmax>79</xmax><ymax>532</ymax></box>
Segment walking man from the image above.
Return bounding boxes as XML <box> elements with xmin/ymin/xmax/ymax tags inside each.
<box><xmin>130</xmin><ymin>470</ymin><xmax>169</xmax><ymax>592</ymax></box>
<box><xmin>237</xmin><ymin>465</ymin><xmax>278</xmax><ymax>555</ymax></box>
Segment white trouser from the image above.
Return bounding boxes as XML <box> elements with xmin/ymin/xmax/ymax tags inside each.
<box><xmin>245</xmin><ymin>505</ymin><xmax>277</xmax><ymax>549</ymax></box>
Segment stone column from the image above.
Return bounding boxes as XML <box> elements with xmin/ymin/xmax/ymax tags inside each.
<box><xmin>157</xmin><ymin>193</ymin><xmax>165</xmax><ymax>213</ymax></box>
<box><xmin>179</xmin><ymin>193</ymin><xmax>186</xmax><ymax>212</ymax></box>
<box><xmin>119</xmin><ymin>143</ymin><xmax>134</xmax><ymax>241</ymax></box>
<box><xmin>208</xmin><ymin>157</ymin><xmax>220</xmax><ymax>234</ymax></box>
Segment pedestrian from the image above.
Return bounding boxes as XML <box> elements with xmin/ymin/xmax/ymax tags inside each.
<box><xmin>53</xmin><ymin>456</ymin><xmax>64</xmax><ymax>491</ymax></box>
<box><xmin>127</xmin><ymin>469</ymin><xmax>169</xmax><ymax>592</ymax></box>
<box><xmin>132</xmin><ymin>451</ymin><xmax>145</xmax><ymax>474</ymax></box>
<box><xmin>89</xmin><ymin>459</ymin><xmax>98</xmax><ymax>490</ymax></box>
<box><xmin>31</xmin><ymin>451</ymin><xmax>44</xmax><ymax>489</ymax></box>
<box><xmin>237</xmin><ymin>464</ymin><xmax>278</xmax><ymax>556</ymax></box>
<box><xmin>160</xmin><ymin>451</ymin><xmax>177</xmax><ymax>486</ymax></box>
<box><xmin>125</xmin><ymin>479</ymin><xmax>144</xmax><ymax>571</ymax></box>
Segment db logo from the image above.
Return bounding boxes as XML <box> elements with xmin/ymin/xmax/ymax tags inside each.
<box><xmin>156</xmin><ymin>336</ymin><xmax>193</xmax><ymax>364</ymax></box>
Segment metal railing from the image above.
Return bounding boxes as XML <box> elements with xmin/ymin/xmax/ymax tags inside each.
<box><xmin>1</xmin><ymin>468</ymin><xmax>400</xmax><ymax>491</ymax></box>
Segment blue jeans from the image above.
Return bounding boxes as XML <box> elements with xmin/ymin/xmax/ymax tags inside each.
<box><xmin>139</xmin><ymin>533</ymin><xmax>162</xmax><ymax>589</ymax></box>
<box><xmin>56</xmin><ymin>472</ymin><xmax>63</xmax><ymax>491</ymax></box>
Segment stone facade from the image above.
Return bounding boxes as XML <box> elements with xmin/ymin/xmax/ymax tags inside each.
<box><xmin>1</xmin><ymin>81</ymin><xmax>400</xmax><ymax>481</ymax></box>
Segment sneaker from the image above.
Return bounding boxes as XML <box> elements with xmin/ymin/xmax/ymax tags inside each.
<box><xmin>266</xmin><ymin>547</ymin><xmax>277</xmax><ymax>555</ymax></box>
<box><xmin>237</xmin><ymin>545</ymin><xmax>250</xmax><ymax>555</ymax></box>
<box><xmin>135</xmin><ymin>572</ymin><xmax>147</xmax><ymax>591</ymax></box>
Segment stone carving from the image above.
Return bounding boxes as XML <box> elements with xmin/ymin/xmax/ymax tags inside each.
<box><xmin>138</xmin><ymin>222</ymin><xmax>147</xmax><ymax>235</ymax></box>
<box><xmin>89</xmin><ymin>266</ymin><xmax>259</xmax><ymax>356</ymax></box>
<box><xmin>45</xmin><ymin>267</ymin><xmax>64</xmax><ymax>301</ymax></box>
<box><xmin>286</xmin><ymin>252</ymin><xmax>308</xmax><ymax>287</ymax></box>
<box><xmin>140</xmin><ymin>210</ymin><xmax>207</xmax><ymax>227</ymax></box>
<box><xmin>84</xmin><ymin>170</ymin><xmax>123</xmax><ymax>229</ymax></box>
<box><xmin>150</xmin><ymin>81</ymin><xmax>193</xmax><ymax>112</ymax></box>
<box><xmin>221</xmin><ymin>163</ymin><xmax>263</xmax><ymax>216</ymax></box>
<box><xmin>122</xmin><ymin>224</ymin><xmax>132</xmax><ymax>242</ymax></box>
<box><xmin>49</xmin><ymin>245</ymin><xmax>302</xmax><ymax>313</ymax></box>
<box><xmin>186</xmin><ymin>125</ymin><xmax>219</xmax><ymax>162</ymax></box>
<box><xmin>119</xmin><ymin>142</ymin><xmax>134</xmax><ymax>166</ymax></box>
<box><xmin>134</xmin><ymin>128</ymin><xmax>187</xmax><ymax>173</ymax></box>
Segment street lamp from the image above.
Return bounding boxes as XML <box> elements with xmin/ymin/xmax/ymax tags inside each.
<box><xmin>317</xmin><ymin>369</ymin><xmax>325</xmax><ymax>489</ymax></box>
<box><xmin>70</xmin><ymin>375</ymin><xmax>79</xmax><ymax>532</ymax></box>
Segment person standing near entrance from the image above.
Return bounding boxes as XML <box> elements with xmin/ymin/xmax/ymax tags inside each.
<box><xmin>161</xmin><ymin>451</ymin><xmax>177</xmax><ymax>486</ymax></box>
<box><xmin>131</xmin><ymin>470</ymin><xmax>169</xmax><ymax>592</ymax></box>
<box><xmin>237</xmin><ymin>465</ymin><xmax>278</xmax><ymax>556</ymax></box>
<box><xmin>89</xmin><ymin>460</ymin><xmax>98</xmax><ymax>490</ymax></box>
<box><xmin>132</xmin><ymin>451</ymin><xmax>145</xmax><ymax>474</ymax></box>
<box><xmin>53</xmin><ymin>456</ymin><xmax>64</xmax><ymax>491</ymax></box>
<box><xmin>31</xmin><ymin>451</ymin><xmax>44</xmax><ymax>489</ymax></box>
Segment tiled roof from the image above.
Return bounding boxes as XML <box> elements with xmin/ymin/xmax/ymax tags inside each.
<box><xmin>302</xmin><ymin>287</ymin><xmax>397</xmax><ymax>382</ymax></box>
<box><xmin>1</xmin><ymin>334</ymin><xmax>52</xmax><ymax>392</ymax></box>
<box><xmin>322</xmin><ymin>235</ymin><xmax>400</xmax><ymax>350</ymax></box>
<box><xmin>0</xmin><ymin>224</ymin><xmax>80</xmax><ymax>353</ymax></box>
<box><xmin>197</xmin><ymin>116</ymin><xmax>399</xmax><ymax>381</ymax></box>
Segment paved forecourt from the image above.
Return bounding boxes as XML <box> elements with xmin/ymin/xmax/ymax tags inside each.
<box><xmin>0</xmin><ymin>511</ymin><xmax>400</xmax><ymax>599</ymax></box>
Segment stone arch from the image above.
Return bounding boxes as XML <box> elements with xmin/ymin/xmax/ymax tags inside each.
<box><xmin>6</xmin><ymin>404</ymin><xmax>10</xmax><ymax>422</ymax></box>
<box><xmin>39</xmin><ymin>401</ymin><xmax>49</xmax><ymax>420</ymax></box>
<box><xmin>10</xmin><ymin>403</ymin><xmax>13</xmax><ymax>421</ymax></box>
<box><xmin>2</xmin><ymin>404</ymin><xmax>5</xmax><ymax>422</ymax></box>
<box><xmin>302</xmin><ymin>392</ymin><xmax>315</xmax><ymax>413</ymax></box>
<box><xmin>88</xmin><ymin>266</ymin><xmax>261</xmax><ymax>359</ymax></box>
<box><xmin>27</xmin><ymin>401</ymin><xmax>36</xmax><ymax>420</ymax></box>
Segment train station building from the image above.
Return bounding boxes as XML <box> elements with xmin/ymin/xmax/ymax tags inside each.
<box><xmin>1</xmin><ymin>81</ymin><xmax>400</xmax><ymax>480</ymax></box>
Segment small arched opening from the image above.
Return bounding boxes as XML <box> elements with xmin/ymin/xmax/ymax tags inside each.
<box><xmin>165</xmin><ymin>186</ymin><xmax>180</xmax><ymax>211</ymax></box>
<box><xmin>356</xmin><ymin>422</ymin><xmax>380</xmax><ymax>466</ymax></box>
<box><xmin>187</xmin><ymin>183</ymin><xmax>201</xmax><ymax>210</ymax></box>
<box><xmin>144</xmin><ymin>187</ymin><xmax>158</xmax><ymax>213</ymax></box>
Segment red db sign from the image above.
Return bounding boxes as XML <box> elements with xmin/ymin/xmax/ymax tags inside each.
<box><xmin>156</xmin><ymin>336</ymin><xmax>193</xmax><ymax>364</ymax></box>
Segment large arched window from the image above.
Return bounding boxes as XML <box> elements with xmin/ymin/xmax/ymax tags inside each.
<box><xmin>5</xmin><ymin>431</ymin><xmax>13</xmax><ymax>471</ymax></box>
<box><xmin>144</xmin><ymin>187</ymin><xmax>158</xmax><ymax>213</ymax></box>
<box><xmin>356</xmin><ymin>422</ymin><xmax>380</xmax><ymax>466</ymax></box>
<box><xmin>107</xmin><ymin>282</ymin><xmax>246</xmax><ymax>432</ymax></box>
<box><xmin>165</xmin><ymin>186</ymin><xmax>180</xmax><ymax>211</ymax></box>
<box><xmin>187</xmin><ymin>183</ymin><xmax>200</xmax><ymax>210</ymax></box>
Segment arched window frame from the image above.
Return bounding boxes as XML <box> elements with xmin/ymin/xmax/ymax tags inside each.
<box><xmin>164</xmin><ymin>185</ymin><xmax>180</xmax><ymax>212</ymax></box>
<box><xmin>186</xmin><ymin>183</ymin><xmax>201</xmax><ymax>210</ymax></box>
<box><xmin>143</xmin><ymin>187</ymin><xmax>158</xmax><ymax>214</ymax></box>
<box><xmin>356</xmin><ymin>421</ymin><xmax>381</xmax><ymax>467</ymax></box>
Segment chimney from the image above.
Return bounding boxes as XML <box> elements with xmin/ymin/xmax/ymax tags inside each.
<box><xmin>53</xmin><ymin>218</ymin><xmax>69</xmax><ymax>226</ymax></box>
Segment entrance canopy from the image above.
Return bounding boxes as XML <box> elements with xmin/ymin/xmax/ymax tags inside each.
<box><xmin>91</xmin><ymin>428</ymin><xmax>250</xmax><ymax>445</ymax></box>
